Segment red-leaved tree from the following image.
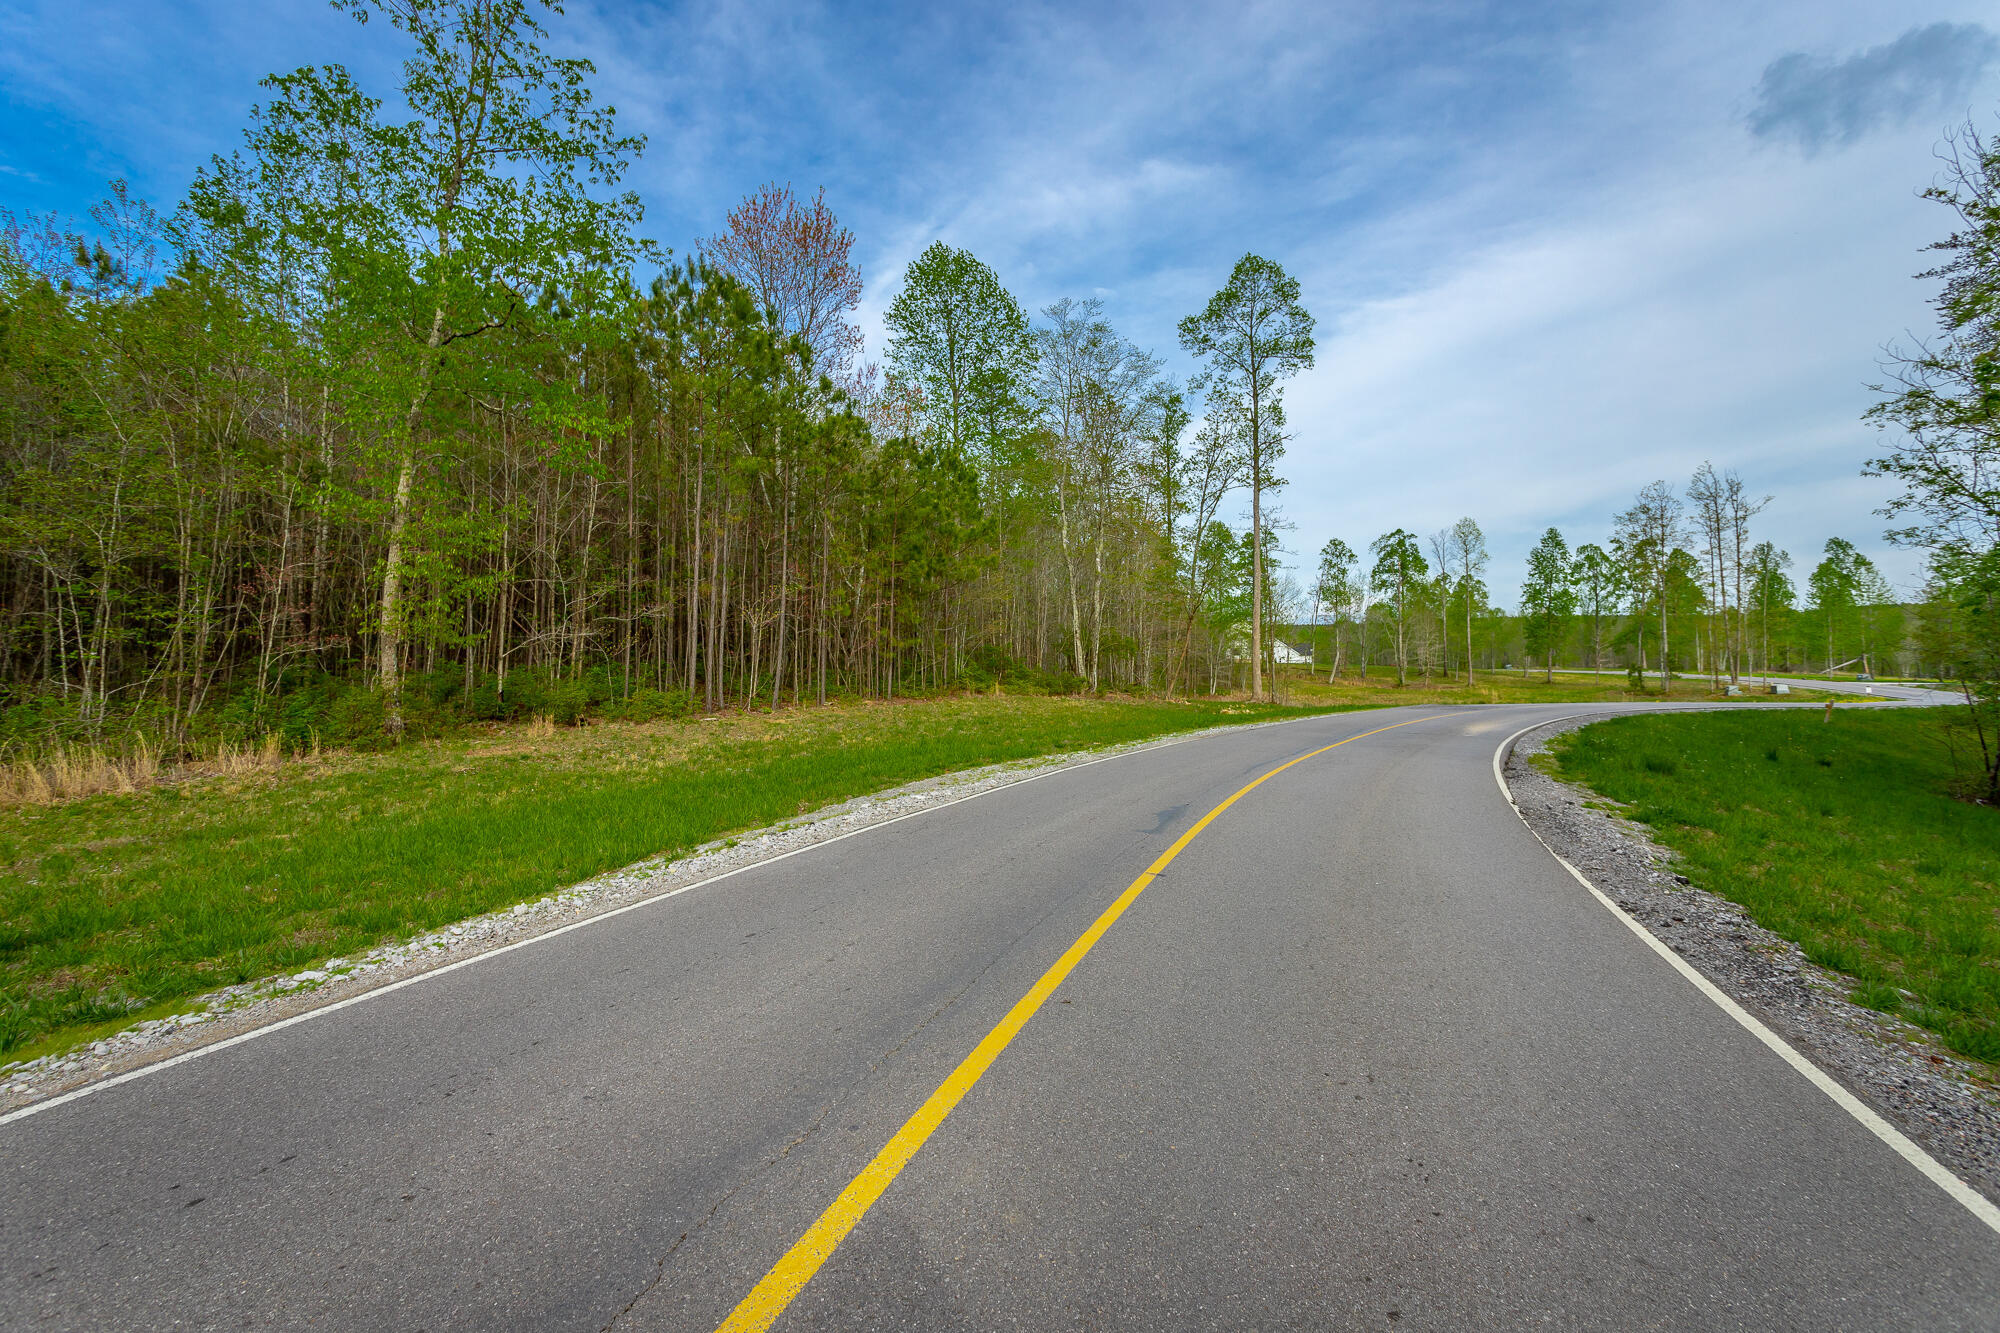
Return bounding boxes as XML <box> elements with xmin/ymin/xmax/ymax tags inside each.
<box><xmin>705</xmin><ymin>183</ymin><xmax>864</xmax><ymax>380</ymax></box>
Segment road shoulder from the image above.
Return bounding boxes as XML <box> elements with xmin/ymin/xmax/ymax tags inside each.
<box><xmin>1503</xmin><ymin>715</ymin><xmax>2000</xmax><ymax>1208</ymax></box>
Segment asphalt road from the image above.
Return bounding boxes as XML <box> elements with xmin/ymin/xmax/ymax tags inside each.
<box><xmin>4</xmin><ymin>702</ymin><xmax>1995</xmax><ymax>1330</ymax></box>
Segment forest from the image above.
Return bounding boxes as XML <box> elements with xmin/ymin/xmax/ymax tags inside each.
<box><xmin>0</xmin><ymin>0</ymin><xmax>1974</xmax><ymax>765</ymax></box>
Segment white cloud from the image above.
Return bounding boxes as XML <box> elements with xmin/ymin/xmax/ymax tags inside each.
<box><xmin>1276</xmin><ymin>124</ymin><xmax>1956</xmax><ymax>597</ymax></box>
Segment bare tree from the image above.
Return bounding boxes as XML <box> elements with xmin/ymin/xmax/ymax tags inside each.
<box><xmin>1164</xmin><ymin>411</ymin><xmax>1247</xmax><ymax>695</ymax></box>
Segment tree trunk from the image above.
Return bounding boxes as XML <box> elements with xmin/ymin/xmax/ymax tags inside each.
<box><xmin>377</xmin><ymin>308</ymin><xmax>447</xmax><ymax>734</ymax></box>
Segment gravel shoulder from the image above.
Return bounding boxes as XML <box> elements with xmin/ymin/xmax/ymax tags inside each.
<box><xmin>1503</xmin><ymin>713</ymin><xmax>2000</xmax><ymax>1208</ymax></box>
<box><xmin>0</xmin><ymin>711</ymin><xmax>1331</xmax><ymax>1118</ymax></box>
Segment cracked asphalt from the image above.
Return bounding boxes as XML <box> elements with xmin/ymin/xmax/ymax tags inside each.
<box><xmin>3</xmin><ymin>702</ymin><xmax>1993</xmax><ymax>1330</ymax></box>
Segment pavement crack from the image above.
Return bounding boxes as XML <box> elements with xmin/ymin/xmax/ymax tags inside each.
<box><xmin>865</xmin><ymin>881</ymin><xmax>1080</xmax><ymax>1077</ymax></box>
<box><xmin>600</xmin><ymin>1169</ymin><xmax>748</xmax><ymax>1332</ymax></box>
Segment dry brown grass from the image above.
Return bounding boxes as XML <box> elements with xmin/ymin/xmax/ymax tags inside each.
<box><xmin>0</xmin><ymin>742</ymin><xmax>162</xmax><ymax>806</ymax></box>
<box><xmin>0</xmin><ymin>731</ymin><xmax>305</xmax><ymax>808</ymax></box>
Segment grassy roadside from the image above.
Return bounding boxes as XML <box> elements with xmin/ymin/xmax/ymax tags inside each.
<box><xmin>1544</xmin><ymin>707</ymin><xmax>2000</xmax><ymax>1062</ymax></box>
<box><xmin>1275</xmin><ymin>667</ymin><xmax>1845</xmax><ymax>707</ymax></box>
<box><xmin>0</xmin><ymin>694</ymin><xmax>1364</xmax><ymax>1063</ymax></box>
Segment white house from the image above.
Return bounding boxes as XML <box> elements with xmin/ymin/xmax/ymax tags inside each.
<box><xmin>1271</xmin><ymin>640</ymin><xmax>1312</xmax><ymax>666</ymax></box>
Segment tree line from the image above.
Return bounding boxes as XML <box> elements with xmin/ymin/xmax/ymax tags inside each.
<box><xmin>1294</xmin><ymin>475</ymin><xmax>1909</xmax><ymax>689</ymax></box>
<box><xmin>0</xmin><ymin>0</ymin><xmax>1322</xmax><ymax>752</ymax></box>
<box><xmin>2</xmin><ymin>0</ymin><xmax>1989</xmax><ymax>763</ymax></box>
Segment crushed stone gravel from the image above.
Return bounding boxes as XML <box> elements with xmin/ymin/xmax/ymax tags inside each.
<box><xmin>1504</xmin><ymin>714</ymin><xmax>2000</xmax><ymax>1209</ymax></box>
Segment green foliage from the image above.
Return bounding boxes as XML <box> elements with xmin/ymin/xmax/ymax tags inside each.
<box><xmin>0</xmin><ymin>0</ymin><xmax>1324</xmax><ymax>733</ymax></box>
<box><xmin>1175</xmin><ymin>255</ymin><xmax>1316</xmax><ymax>431</ymax></box>
<box><xmin>601</xmin><ymin>688</ymin><xmax>695</xmax><ymax>723</ymax></box>
<box><xmin>1520</xmin><ymin>526</ymin><xmax>1577</xmax><ymax>680</ymax></box>
<box><xmin>1864</xmin><ymin>122</ymin><xmax>2000</xmax><ymax>556</ymax></box>
<box><xmin>1550</xmin><ymin>708</ymin><xmax>2000</xmax><ymax>1064</ymax></box>
<box><xmin>884</xmin><ymin>241</ymin><xmax>1035</xmax><ymax>460</ymax></box>
<box><xmin>1570</xmin><ymin>542</ymin><xmax>1622</xmax><ymax>671</ymax></box>
<box><xmin>1368</xmin><ymin>528</ymin><xmax>1426</xmax><ymax>685</ymax></box>
<box><xmin>1920</xmin><ymin>546</ymin><xmax>2000</xmax><ymax>800</ymax></box>
<box><xmin>1862</xmin><ymin>119</ymin><xmax>2000</xmax><ymax>796</ymax></box>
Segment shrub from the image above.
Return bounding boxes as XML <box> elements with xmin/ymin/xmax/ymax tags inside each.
<box><xmin>321</xmin><ymin>687</ymin><xmax>389</xmax><ymax>748</ymax></box>
<box><xmin>604</xmin><ymin>687</ymin><xmax>694</xmax><ymax>722</ymax></box>
<box><xmin>543</xmin><ymin>681</ymin><xmax>591</xmax><ymax>726</ymax></box>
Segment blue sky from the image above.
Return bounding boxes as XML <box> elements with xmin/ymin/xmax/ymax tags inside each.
<box><xmin>5</xmin><ymin>1</ymin><xmax>1997</xmax><ymax>603</ymax></box>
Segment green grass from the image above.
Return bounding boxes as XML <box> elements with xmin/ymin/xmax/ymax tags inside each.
<box><xmin>0</xmin><ymin>694</ymin><xmax>1365</xmax><ymax>1062</ymax></box>
<box><xmin>1545</xmin><ymin>707</ymin><xmax>2000</xmax><ymax>1063</ymax></box>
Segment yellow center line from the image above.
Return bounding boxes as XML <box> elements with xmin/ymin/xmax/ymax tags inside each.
<box><xmin>715</xmin><ymin>711</ymin><xmax>1443</xmax><ymax>1332</ymax></box>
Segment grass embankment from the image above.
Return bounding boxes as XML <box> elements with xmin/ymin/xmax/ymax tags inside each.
<box><xmin>1276</xmin><ymin>668</ymin><xmax>1839</xmax><ymax>707</ymax></box>
<box><xmin>1546</xmin><ymin>708</ymin><xmax>2000</xmax><ymax>1062</ymax></box>
<box><xmin>0</xmin><ymin>694</ymin><xmax>1360</xmax><ymax>1062</ymax></box>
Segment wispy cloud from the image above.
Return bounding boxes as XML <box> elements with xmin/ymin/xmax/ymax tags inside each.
<box><xmin>1748</xmin><ymin>22</ymin><xmax>1999</xmax><ymax>154</ymax></box>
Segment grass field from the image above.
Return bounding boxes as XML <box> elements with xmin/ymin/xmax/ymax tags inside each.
<box><xmin>0</xmin><ymin>694</ymin><xmax>1362</xmax><ymax>1063</ymax></box>
<box><xmin>1545</xmin><ymin>707</ymin><xmax>2000</xmax><ymax>1063</ymax></box>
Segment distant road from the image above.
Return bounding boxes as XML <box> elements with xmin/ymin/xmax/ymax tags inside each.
<box><xmin>1781</xmin><ymin>676</ymin><xmax>1962</xmax><ymax>704</ymax></box>
<box><xmin>4</xmin><ymin>703</ymin><xmax>1994</xmax><ymax>1330</ymax></box>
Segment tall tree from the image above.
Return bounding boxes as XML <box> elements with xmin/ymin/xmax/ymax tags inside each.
<box><xmin>884</xmin><ymin>242</ymin><xmax>1033</xmax><ymax>462</ymax></box>
<box><xmin>1040</xmin><ymin>298</ymin><xmax>1168</xmax><ymax>684</ymax></box>
<box><xmin>1163</xmin><ymin>409</ymin><xmax>1245</xmax><ymax>695</ymax></box>
<box><xmin>1808</xmin><ymin>537</ymin><xmax>1868</xmax><ymax>670</ymax></box>
<box><xmin>1688</xmin><ymin>462</ymin><xmax>1769</xmax><ymax>685</ymax></box>
<box><xmin>1570</xmin><ymin>542</ymin><xmax>1622</xmax><ymax>676</ymax></box>
<box><xmin>1314</xmin><ymin>537</ymin><xmax>1358</xmax><ymax>679</ymax></box>
<box><xmin>1865</xmin><ymin>117</ymin><xmax>2000</xmax><ymax>772</ymax></box>
<box><xmin>1724</xmin><ymin>472</ymin><xmax>1770</xmax><ymax>684</ymax></box>
<box><xmin>1688</xmin><ymin>463</ymin><xmax>1731</xmax><ymax>686</ymax></box>
<box><xmin>1442</xmin><ymin>517</ymin><xmax>1487</xmax><ymax>683</ymax></box>
<box><xmin>1520</xmin><ymin>526</ymin><xmax>1576</xmax><ymax>682</ymax></box>
<box><xmin>1178</xmin><ymin>255</ymin><xmax>1314</xmax><ymax>701</ymax></box>
<box><xmin>1747</xmin><ymin>542</ymin><xmax>1795</xmax><ymax>674</ymax></box>
<box><xmin>1032</xmin><ymin>298</ymin><xmax>1162</xmax><ymax>689</ymax></box>
<box><xmin>1615</xmin><ymin>481</ymin><xmax>1689</xmax><ymax>693</ymax></box>
<box><xmin>1369</xmin><ymin>528</ymin><xmax>1426</xmax><ymax>686</ymax></box>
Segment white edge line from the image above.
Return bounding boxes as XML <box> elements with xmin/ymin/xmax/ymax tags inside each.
<box><xmin>0</xmin><ymin>706</ymin><xmax>1373</xmax><ymax>1130</ymax></box>
<box><xmin>1492</xmin><ymin>716</ymin><xmax>2000</xmax><ymax>1237</ymax></box>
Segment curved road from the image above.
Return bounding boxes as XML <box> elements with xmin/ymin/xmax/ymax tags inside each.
<box><xmin>4</xmin><ymin>702</ymin><xmax>1994</xmax><ymax>1330</ymax></box>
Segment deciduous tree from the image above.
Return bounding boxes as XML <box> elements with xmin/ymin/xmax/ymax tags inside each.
<box><xmin>884</xmin><ymin>242</ymin><xmax>1034</xmax><ymax>463</ymax></box>
<box><xmin>1615</xmin><ymin>481</ymin><xmax>1689</xmax><ymax>692</ymax></box>
<box><xmin>1368</xmin><ymin>528</ymin><xmax>1425</xmax><ymax>686</ymax></box>
<box><xmin>705</xmin><ymin>182</ymin><xmax>863</xmax><ymax>382</ymax></box>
